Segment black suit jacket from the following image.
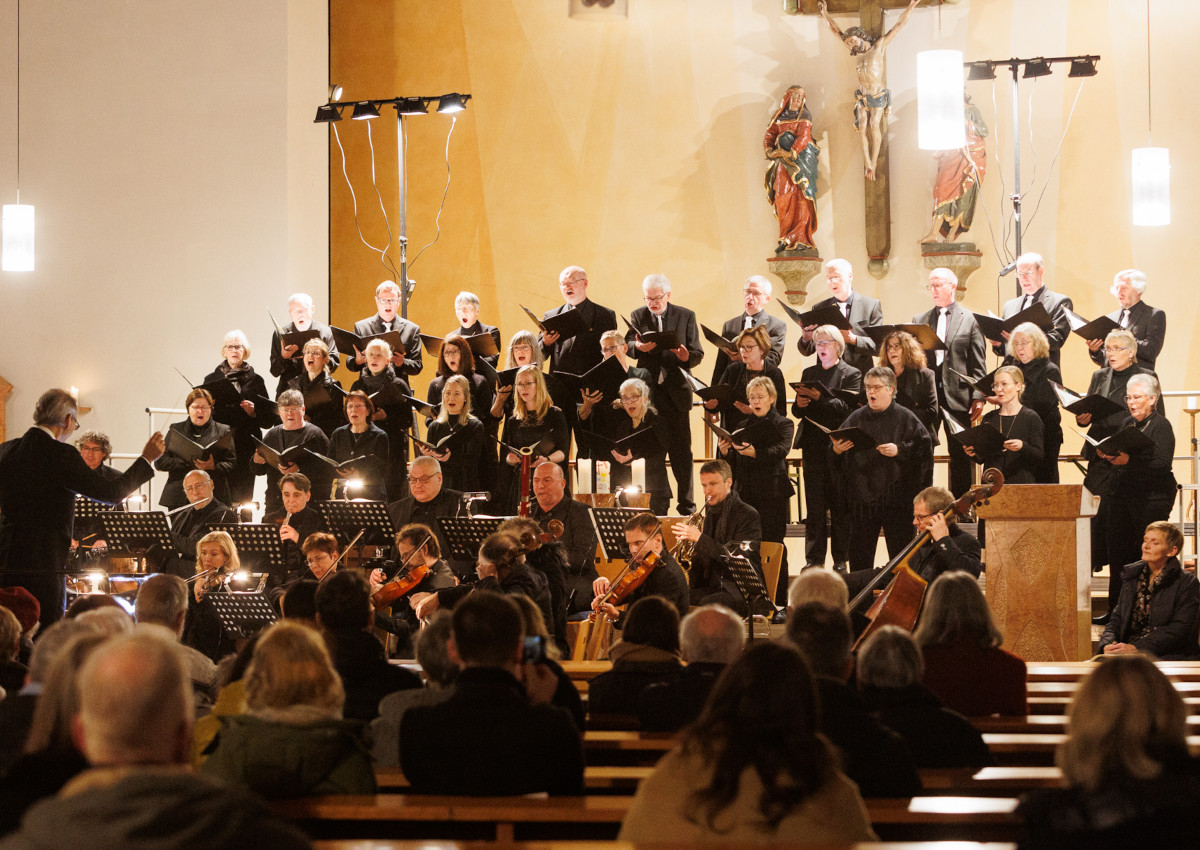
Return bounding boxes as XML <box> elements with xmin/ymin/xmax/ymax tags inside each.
<box><xmin>387</xmin><ymin>487</ymin><xmax>465</xmax><ymax>572</ymax></box>
<box><xmin>711</xmin><ymin>312</ymin><xmax>787</xmax><ymax>383</ymax></box>
<box><xmin>997</xmin><ymin>286</ymin><xmax>1073</xmax><ymax>366</ymax></box>
<box><xmin>449</xmin><ymin>320</ymin><xmax>502</xmax><ymax>368</ymax></box>
<box><xmin>1087</xmin><ymin>300</ymin><xmax>1167</xmax><ymax>370</ymax></box>
<box><xmin>269</xmin><ymin>320</ymin><xmax>339</xmax><ymax>396</ymax></box>
<box><xmin>347</xmin><ymin>315</ymin><xmax>423</xmax><ymax>376</ymax></box>
<box><xmin>0</xmin><ymin>428</ymin><xmax>154</xmax><ymax>580</ymax></box>
<box><xmin>691</xmin><ymin>490</ymin><xmax>762</xmax><ymax>589</ymax></box>
<box><xmin>539</xmin><ymin>298</ymin><xmax>617</xmax><ymax>376</ymax></box>
<box><xmin>625</xmin><ymin>303</ymin><xmax>704</xmax><ymax>411</ymax></box>
<box><xmin>532</xmin><ymin>495</ymin><xmax>598</xmax><ymax>580</ymax></box>
<box><xmin>914</xmin><ymin>302</ymin><xmax>987</xmax><ymax>416</ymax></box>
<box><xmin>798</xmin><ymin>293</ymin><xmax>883</xmax><ymax>377</ymax></box>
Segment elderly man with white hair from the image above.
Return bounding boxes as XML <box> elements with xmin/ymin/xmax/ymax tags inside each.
<box><xmin>1086</xmin><ymin>269</ymin><xmax>1166</xmax><ymax>370</ymax></box>
<box><xmin>990</xmin><ymin>252</ymin><xmax>1073</xmax><ymax>367</ymax></box>
<box><xmin>798</xmin><ymin>259</ymin><xmax>882</xmax><ymax>377</ymax></box>
<box><xmin>710</xmin><ymin>274</ymin><xmax>787</xmax><ymax>383</ymax></box>
<box><xmin>638</xmin><ymin>605</ymin><xmax>745</xmax><ymax>732</ymax></box>
<box><xmin>269</xmin><ymin>291</ymin><xmax>339</xmax><ymax>396</ymax></box>
<box><xmin>1</xmin><ymin>633</ymin><xmax>310</xmax><ymax>849</ymax></box>
<box><xmin>625</xmin><ymin>273</ymin><xmax>704</xmax><ymax>514</ymax></box>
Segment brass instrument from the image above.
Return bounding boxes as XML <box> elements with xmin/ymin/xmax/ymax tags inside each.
<box><xmin>671</xmin><ymin>504</ymin><xmax>707</xmax><ymax>572</ymax></box>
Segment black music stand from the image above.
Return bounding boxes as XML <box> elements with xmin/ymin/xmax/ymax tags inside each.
<box><xmin>74</xmin><ymin>494</ymin><xmax>121</xmax><ymax>522</ymax></box>
<box><xmin>197</xmin><ymin>591</ymin><xmax>278</xmax><ymax>660</ymax></box>
<box><xmin>589</xmin><ymin>506</ymin><xmax>649</xmax><ymax>560</ymax></box>
<box><xmin>722</xmin><ymin>547</ymin><xmax>775</xmax><ymax>626</ymax></box>
<box><xmin>100</xmin><ymin>512</ymin><xmax>176</xmax><ymax>572</ymax></box>
<box><xmin>207</xmin><ymin>523</ymin><xmax>286</xmax><ymax>581</ymax></box>
<box><xmin>438</xmin><ymin>516</ymin><xmax>503</xmax><ymax>562</ymax></box>
<box><xmin>72</xmin><ymin>494</ymin><xmax>124</xmax><ymax>559</ymax></box>
<box><xmin>317</xmin><ymin>500</ymin><xmax>396</xmax><ymax>549</ymax></box>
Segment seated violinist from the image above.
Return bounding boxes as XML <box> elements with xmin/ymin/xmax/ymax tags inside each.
<box><xmin>845</xmin><ymin>485</ymin><xmax>981</xmax><ymax>616</ymax></box>
<box><xmin>591</xmin><ymin>513</ymin><xmax>690</xmax><ymax>628</ymax></box>
<box><xmin>371</xmin><ymin>523</ymin><xmax>457</xmax><ymax>656</ymax></box>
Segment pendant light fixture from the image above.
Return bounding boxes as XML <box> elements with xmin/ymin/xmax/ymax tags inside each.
<box><xmin>2</xmin><ymin>0</ymin><xmax>34</xmax><ymax>272</ymax></box>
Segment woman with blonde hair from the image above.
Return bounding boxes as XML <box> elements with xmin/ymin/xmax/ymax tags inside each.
<box><xmin>1017</xmin><ymin>655</ymin><xmax>1200</xmax><ymax>846</ymax></box>
<box><xmin>423</xmin><ymin>374</ymin><xmax>487</xmax><ymax>493</ymax></box>
<box><xmin>204</xmin><ymin>328</ymin><xmax>269</xmax><ymax>504</ymax></box>
<box><xmin>426</xmin><ymin>335</ymin><xmax>492</xmax><ymax>426</ymax></box>
<box><xmin>200</xmin><ymin>620</ymin><xmax>375</xmax><ymax>797</ymax></box>
<box><xmin>499</xmin><ymin>366</ymin><xmax>568</xmax><ymax>512</ymax></box>
<box><xmin>963</xmin><ymin>363</ymin><xmax>1044</xmax><ymax>484</ymax></box>
<box><xmin>915</xmin><ymin>571</ymin><xmax>1027</xmax><ymax>717</ymax></box>
<box><xmin>350</xmin><ymin>338</ymin><xmax>413</xmax><ymax>500</ymax></box>
<box><xmin>606</xmin><ymin>378</ymin><xmax>670</xmax><ymax>515</ymax></box>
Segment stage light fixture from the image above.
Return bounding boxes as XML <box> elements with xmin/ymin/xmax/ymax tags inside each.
<box><xmin>351</xmin><ymin>101</ymin><xmax>380</xmax><ymax>120</ymax></box>
<box><xmin>437</xmin><ymin>93</ymin><xmax>468</xmax><ymax>114</ymax></box>
<box><xmin>396</xmin><ymin>97</ymin><xmax>428</xmax><ymax>116</ymax></box>
<box><xmin>1067</xmin><ymin>57</ymin><xmax>1098</xmax><ymax>78</ymax></box>
<box><xmin>966</xmin><ymin>62</ymin><xmax>996</xmax><ymax>81</ymax></box>
<box><xmin>1023</xmin><ymin>58</ymin><xmax>1052</xmax><ymax>78</ymax></box>
<box><xmin>313</xmin><ymin>103</ymin><xmax>342</xmax><ymax>123</ymax></box>
<box><xmin>329</xmin><ymin>83</ymin><xmax>343</xmax><ymax>101</ymax></box>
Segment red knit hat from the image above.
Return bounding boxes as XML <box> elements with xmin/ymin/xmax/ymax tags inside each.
<box><xmin>0</xmin><ymin>587</ymin><xmax>41</xmax><ymax>633</ymax></box>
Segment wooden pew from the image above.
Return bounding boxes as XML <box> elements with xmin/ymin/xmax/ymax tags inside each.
<box><xmin>1025</xmin><ymin>661</ymin><xmax>1200</xmax><ymax>683</ymax></box>
<box><xmin>311</xmin><ymin>843</ymin><xmax>1017</xmax><ymax>850</ymax></box>
<box><xmin>275</xmin><ymin>794</ymin><xmax>1022</xmax><ymax>842</ymax></box>
<box><xmin>375</xmin><ymin>765</ymin><xmax>653</xmax><ymax>793</ymax></box>
<box><xmin>974</xmin><ymin>714</ymin><xmax>1200</xmax><ymax>734</ymax></box>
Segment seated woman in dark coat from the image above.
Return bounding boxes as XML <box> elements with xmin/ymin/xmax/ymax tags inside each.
<box><xmin>857</xmin><ymin>625</ymin><xmax>991</xmax><ymax>769</ymax></box>
<box><xmin>1099</xmin><ymin>521</ymin><xmax>1199</xmax><ymax>659</ymax></box>
<box><xmin>587</xmin><ymin>595</ymin><xmax>683</xmax><ymax>719</ymax></box>
<box><xmin>1017</xmin><ymin>655</ymin><xmax>1200</xmax><ymax>848</ymax></box>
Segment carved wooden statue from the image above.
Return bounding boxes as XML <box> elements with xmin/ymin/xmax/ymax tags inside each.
<box><xmin>765</xmin><ymin>86</ymin><xmax>821</xmax><ymax>253</ymax></box>
<box><xmin>921</xmin><ymin>95</ymin><xmax>988</xmax><ymax>244</ymax></box>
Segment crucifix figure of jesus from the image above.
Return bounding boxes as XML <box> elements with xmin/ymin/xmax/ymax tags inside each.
<box><xmin>817</xmin><ymin>0</ymin><xmax>919</xmax><ymax>181</ymax></box>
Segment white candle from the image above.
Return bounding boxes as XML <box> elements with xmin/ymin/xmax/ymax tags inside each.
<box><xmin>597</xmin><ymin>461</ymin><xmax>611</xmax><ymax>494</ymax></box>
<box><xmin>632</xmin><ymin>458</ymin><xmax>646</xmax><ymax>489</ymax></box>
<box><xmin>577</xmin><ymin>459</ymin><xmax>592</xmax><ymax>493</ymax></box>
<box><xmin>1189</xmin><ymin>396</ymin><xmax>1198</xmax><ymax>412</ymax></box>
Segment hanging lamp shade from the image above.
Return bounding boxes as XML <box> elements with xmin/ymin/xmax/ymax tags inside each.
<box><xmin>1132</xmin><ymin>146</ymin><xmax>1170</xmax><ymax>226</ymax></box>
<box><xmin>917</xmin><ymin>50</ymin><xmax>966</xmax><ymax>150</ymax></box>
<box><xmin>2</xmin><ymin>203</ymin><xmax>34</xmax><ymax>272</ymax></box>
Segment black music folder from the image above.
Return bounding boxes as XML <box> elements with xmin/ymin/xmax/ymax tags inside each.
<box><xmin>948</xmin><ymin>366</ymin><xmax>999</xmax><ymax>398</ymax></box>
<box><xmin>805</xmin><ymin>418</ymin><xmax>877</xmax><ymax>450</ymax></box>
<box><xmin>951</xmin><ymin>422</ymin><xmax>1006</xmax><ymax>456</ymax></box>
<box><xmin>251</xmin><ymin>436</ymin><xmax>310</xmax><ymax>472</ymax></box>
<box><xmin>621</xmin><ymin>315</ymin><xmax>681</xmax><ymax>351</ymax></box>
<box><xmin>1051</xmin><ymin>381</ymin><xmax>1125</xmax><ymax>419</ymax></box>
<box><xmin>521</xmin><ymin>304</ymin><xmax>589</xmax><ymax>341</ymax></box>
<box><xmin>330</xmin><ymin>326</ymin><xmax>406</xmax><ymax>358</ymax></box>
<box><xmin>703</xmin><ymin>417</ymin><xmax>777</xmax><ymax>450</ymax></box>
<box><xmin>554</xmin><ymin>355</ymin><xmax>628</xmax><ymax>403</ymax></box>
<box><xmin>1086</xmin><ymin>424</ymin><xmax>1156</xmax><ymax>456</ymax></box>
<box><xmin>578</xmin><ymin>426</ymin><xmax>663</xmax><ymax>460</ymax></box>
<box><xmin>165</xmin><ymin>429</ymin><xmax>234</xmax><ymax>465</ymax></box>
<box><xmin>701</xmin><ymin>324</ymin><xmax>739</xmax><ymax>358</ymax></box>
<box><xmin>269</xmin><ymin>309</ymin><xmax>320</xmax><ymax>351</ymax></box>
<box><xmin>300</xmin><ymin>380</ymin><xmax>346</xmax><ymax>413</ymax></box>
<box><xmin>863</xmin><ymin>324</ymin><xmax>946</xmax><ymax>351</ymax></box>
<box><xmin>176</xmin><ymin>368</ymin><xmax>243</xmax><ymax>408</ymax></box>
<box><xmin>972</xmin><ymin>302</ymin><xmax>1054</xmax><ymax>342</ymax></box>
<box><xmin>686</xmin><ymin>374</ymin><xmax>738</xmax><ymax>409</ymax></box>
<box><xmin>794</xmin><ymin>304</ymin><xmax>853</xmax><ymax>331</ymax></box>
<box><xmin>1065</xmin><ymin>308</ymin><xmax>1121</xmax><ymax>342</ymax></box>
<box><xmin>420</xmin><ymin>331</ymin><xmax>500</xmax><ymax>360</ymax></box>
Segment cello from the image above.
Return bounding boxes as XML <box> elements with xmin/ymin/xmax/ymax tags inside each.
<box><xmin>847</xmin><ymin>468</ymin><xmax>1003</xmax><ymax>651</ymax></box>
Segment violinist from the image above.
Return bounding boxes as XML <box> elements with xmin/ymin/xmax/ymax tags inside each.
<box><xmin>412</xmin><ymin>531</ymin><xmax>553</xmax><ymax>632</ymax></box>
<box><xmin>184</xmin><ymin>530</ymin><xmax>241</xmax><ymax>660</ymax></box>
<box><xmin>372</xmin><ymin>523</ymin><xmax>457</xmax><ymax>655</ymax></box>
<box><xmin>591</xmin><ymin>513</ymin><xmax>689</xmax><ymax>627</ymax></box>
<box><xmin>844</xmin><ymin>486</ymin><xmax>982</xmax><ymax>613</ymax></box>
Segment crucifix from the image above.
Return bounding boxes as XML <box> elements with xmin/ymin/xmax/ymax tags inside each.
<box><xmin>786</xmin><ymin>0</ymin><xmax>925</xmax><ymax>276</ymax></box>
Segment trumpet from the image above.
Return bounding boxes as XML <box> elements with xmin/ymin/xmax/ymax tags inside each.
<box><xmin>671</xmin><ymin>504</ymin><xmax>707</xmax><ymax>572</ymax></box>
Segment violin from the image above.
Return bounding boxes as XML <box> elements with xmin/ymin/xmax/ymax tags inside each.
<box><xmin>572</xmin><ymin>521</ymin><xmax>665</xmax><ymax>661</ymax></box>
<box><xmin>370</xmin><ymin>531</ymin><xmax>433</xmax><ymax>609</ymax></box>
<box><xmin>848</xmin><ymin>468</ymin><xmax>1004</xmax><ymax>651</ymax></box>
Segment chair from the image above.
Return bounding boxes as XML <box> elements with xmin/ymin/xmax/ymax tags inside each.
<box><xmin>759</xmin><ymin>541</ymin><xmax>785</xmax><ymax>602</ymax></box>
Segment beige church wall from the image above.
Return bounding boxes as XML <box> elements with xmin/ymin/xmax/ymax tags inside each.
<box><xmin>0</xmin><ymin>1</ymin><xmax>328</xmax><ymax>497</ymax></box>
<box><xmin>323</xmin><ymin>0</ymin><xmax>1197</xmax><ymax>501</ymax></box>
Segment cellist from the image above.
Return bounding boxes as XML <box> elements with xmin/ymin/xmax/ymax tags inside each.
<box><xmin>845</xmin><ymin>486</ymin><xmax>982</xmax><ymax>617</ymax></box>
<box><xmin>591</xmin><ymin>513</ymin><xmax>690</xmax><ymax>627</ymax></box>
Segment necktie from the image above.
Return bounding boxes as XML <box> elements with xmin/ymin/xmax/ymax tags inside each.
<box><xmin>655</xmin><ymin>312</ymin><xmax>666</xmax><ymax>383</ymax></box>
<box><xmin>841</xmin><ymin>300</ymin><xmax>850</xmax><ymax>319</ymax></box>
<box><xmin>655</xmin><ymin>313</ymin><xmax>663</xmax><ymax>333</ymax></box>
<box><xmin>935</xmin><ymin>307</ymin><xmax>948</xmax><ymax>366</ymax></box>
<box><xmin>1120</xmin><ymin>309</ymin><xmax>1130</xmax><ymax>329</ymax></box>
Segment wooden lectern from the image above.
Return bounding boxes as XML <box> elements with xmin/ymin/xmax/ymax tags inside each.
<box><xmin>976</xmin><ymin>484</ymin><xmax>1099</xmax><ymax>662</ymax></box>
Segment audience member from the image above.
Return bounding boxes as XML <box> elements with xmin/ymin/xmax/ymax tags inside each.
<box><xmin>787</xmin><ymin>567</ymin><xmax>849</xmax><ymax>611</ymax></box>
<box><xmin>133</xmin><ymin>574</ymin><xmax>218</xmax><ymax>708</ymax></box>
<box><xmin>639</xmin><ymin>604</ymin><xmax>745</xmax><ymax>732</ymax></box>
<box><xmin>400</xmin><ymin>590</ymin><xmax>584</xmax><ymax>795</ymax></box>
<box><xmin>786</xmin><ymin>601</ymin><xmax>921</xmax><ymax>797</ymax></box>
<box><xmin>856</xmin><ymin>625</ymin><xmax>991</xmax><ymax>768</ymax></box>
<box><xmin>620</xmin><ymin>641</ymin><xmax>875</xmax><ymax>843</ymax></box>
<box><xmin>915</xmin><ymin>571</ymin><xmax>1027</xmax><ymax>716</ymax></box>
<box><xmin>371</xmin><ymin>611</ymin><xmax>458</xmax><ymax>768</ymax></box>
<box><xmin>63</xmin><ymin>593</ymin><xmax>123</xmax><ymax>620</ymax></box>
<box><xmin>509</xmin><ymin>593</ymin><xmax>584</xmax><ymax>730</ymax></box>
<box><xmin>0</xmin><ymin>588</ymin><xmax>39</xmax><ymax>666</ymax></box>
<box><xmin>587</xmin><ymin>596</ymin><xmax>683</xmax><ymax>718</ymax></box>
<box><xmin>0</xmin><ymin>607</ymin><xmax>26</xmax><ymax>694</ymax></box>
<box><xmin>71</xmin><ymin>607</ymin><xmax>133</xmax><ymax>637</ymax></box>
<box><xmin>201</xmin><ymin>620</ymin><xmax>374</xmax><ymax>797</ymax></box>
<box><xmin>1017</xmin><ymin>656</ymin><xmax>1200</xmax><ymax>847</ymax></box>
<box><xmin>315</xmin><ymin>570</ymin><xmax>420</xmax><ymax>722</ymax></box>
<box><xmin>0</xmin><ymin>633</ymin><xmax>310</xmax><ymax>849</ymax></box>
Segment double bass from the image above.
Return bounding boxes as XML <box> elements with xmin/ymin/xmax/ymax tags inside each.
<box><xmin>848</xmin><ymin>468</ymin><xmax>1004</xmax><ymax>651</ymax></box>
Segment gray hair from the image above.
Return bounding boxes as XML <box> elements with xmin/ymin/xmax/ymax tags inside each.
<box><xmin>75</xmin><ymin>430</ymin><xmax>112</xmax><ymax>459</ymax></box>
<box><xmin>288</xmin><ymin>292</ymin><xmax>314</xmax><ymax>310</ymax></box>
<box><xmin>454</xmin><ymin>291</ymin><xmax>480</xmax><ymax>308</ymax></box>
<box><xmin>788</xmin><ymin>568</ymin><xmax>848</xmax><ymax>610</ymax></box>
<box><xmin>28</xmin><ymin>620</ymin><xmax>92</xmax><ymax>684</ymax></box>
<box><xmin>277</xmin><ymin>389</ymin><xmax>304</xmax><ymax>408</ymax></box>
<box><xmin>134</xmin><ymin>574</ymin><xmax>189</xmax><ymax>632</ymax></box>
<box><xmin>1112</xmin><ymin>269</ymin><xmax>1147</xmax><ymax>296</ymax></box>
<box><xmin>410</xmin><ymin>455</ymin><xmax>442</xmax><ymax>477</ymax></box>
<box><xmin>1016</xmin><ymin>251</ymin><xmax>1044</xmax><ymax>270</ymax></box>
<box><xmin>221</xmin><ymin>328</ymin><xmax>251</xmax><ymax>360</ymax></box>
<box><xmin>642</xmin><ymin>273</ymin><xmax>671</xmax><ymax>294</ymax></box>
<box><xmin>856</xmin><ymin>625</ymin><xmax>923</xmax><ymax>689</ymax></box>
<box><xmin>1127</xmin><ymin>372</ymin><xmax>1160</xmax><ymax>401</ymax></box>
<box><xmin>744</xmin><ymin>275</ymin><xmax>772</xmax><ymax>297</ymax></box>
<box><xmin>929</xmin><ymin>267</ymin><xmax>958</xmax><ymax>288</ymax></box>
<box><xmin>826</xmin><ymin>258</ymin><xmax>853</xmax><ymax>278</ymax></box>
<box><xmin>376</xmin><ymin>280</ymin><xmax>401</xmax><ymax>297</ymax></box>
<box><xmin>679</xmin><ymin>605</ymin><xmax>745</xmax><ymax>664</ymax></box>
<box><xmin>33</xmin><ymin>389</ymin><xmax>76</xmax><ymax>428</ymax></box>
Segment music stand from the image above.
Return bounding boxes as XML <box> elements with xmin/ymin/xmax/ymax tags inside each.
<box><xmin>74</xmin><ymin>494</ymin><xmax>121</xmax><ymax>522</ymax></box>
<box><xmin>100</xmin><ymin>512</ymin><xmax>176</xmax><ymax>573</ymax></box>
<box><xmin>207</xmin><ymin>523</ymin><xmax>286</xmax><ymax>580</ymax></box>
<box><xmin>317</xmin><ymin>500</ymin><xmax>396</xmax><ymax>549</ymax></box>
<box><xmin>202</xmin><ymin>591</ymin><xmax>278</xmax><ymax>659</ymax></box>
<box><xmin>438</xmin><ymin>516</ymin><xmax>503</xmax><ymax>562</ymax></box>
<box><xmin>589</xmin><ymin>506</ymin><xmax>649</xmax><ymax>560</ymax></box>
<box><xmin>722</xmin><ymin>547</ymin><xmax>775</xmax><ymax>625</ymax></box>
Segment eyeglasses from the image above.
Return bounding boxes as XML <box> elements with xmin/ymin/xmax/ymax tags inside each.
<box><xmin>601</xmin><ymin>344</ymin><xmax>622</xmax><ymax>354</ymax></box>
<box><xmin>737</xmin><ymin>343</ymin><xmax>758</xmax><ymax>352</ymax></box>
<box><xmin>913</xmin><ymin>511</ymin><xmax>936</xmax><ymax>522</ymax></box>
<box><xmin>223</xmin><ymin>343</ymin><xmax>245</xmax><ymax>350</ymax></box>
<box><xmin>410</xmin><ymin>474</ymin><xmax>441</xmax><ymax>485</ymax></box>
<box><xmin>79</xmin><ymin>444</ymin><xmax>105</xmax><ymax>453</ymax></box>
<box><xmin>926</xmin><ymin>281</ymin><xmax>954</xmax><ymax>290</ymax></box>
<box><xmin>643</xmin><ymin>294</ymin><xmax>667</xmax><ymax>304</ymax></box>
<box><xmin>746</xmin><ymin>394</ymin><xmax>770</xmax><ymax>403</ymax></box>
<box><xmin>1105</xmin><ymin>346</ymin><xmax>1131</xmax><ymax>353</ymax></box>
<box><xmin>619</xmin><ymin>394</ymin><xmax>643</xmax><ymax>403</ymax></box>
<box><xmin>189</xmin><ymin>404</ymin><xmax>212</xmax><ymax>412</ymax></box>
<box><xmin>305</xmin><ymin>556</ymin><xmax>333</xmax><ymax>568</ymax></box>
<box><xmin>377</xmin><ymin>297</ymin><xmax>400</xmax><ymax>306</ymax></box>
<box><xmin>515</xmin><ymin>380</ymin><xmax>538</xmax><ymax>388</ymax></box>
<box><xmin>864</xmin><ymin>384</ymin><xmax>890</xmax><ymax>392</ymax></box>
<box><xmin>1125</xmin><ymin>394</ymin><xmax>1149</xmax><ymax>402</ymax></box>
<box><xmin>814</xmin><ymin>340</ymin><xmax>837</xmax><ymax>349</ymax></box>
